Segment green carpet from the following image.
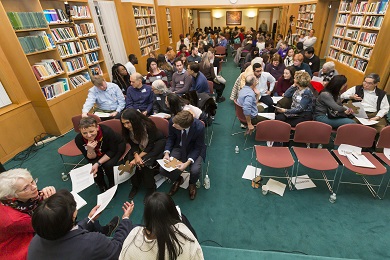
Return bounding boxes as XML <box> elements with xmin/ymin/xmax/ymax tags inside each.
<box><xmin>5</xmin><ymin>58</ymin><xmax>390</xmax><ymax>259</ymax></box>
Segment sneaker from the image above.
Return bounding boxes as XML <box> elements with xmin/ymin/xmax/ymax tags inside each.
<box><xmin>102</xmin><ymin>216</ymin><xmax>120</xmax><ymax>236</ymax></box>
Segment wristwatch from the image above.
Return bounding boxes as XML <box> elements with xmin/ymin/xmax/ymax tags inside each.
<box><xmin>97</xmin><ymin>161</ymin><xmax>102</xmax><ymax>167</ymax></box>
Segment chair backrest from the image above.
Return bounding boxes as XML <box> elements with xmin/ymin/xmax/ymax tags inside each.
<box><xmin>233</xmin><ymin>43</ymin><xmax>241</xmax><ymax>50</ymax></box>
<box><xmin>376</xmin><ymin>126</ymin><xmax>390</xmax><ymax>148</ymax></box>
<box><xmin>207</xmin><ymin>80</ymin><xmax>214</xmax><ymax>94</ymax></box>
<box><xmin>334</xmin><ymin>124</ymin><xmax>376</xmax><ymax>148</ymax></box>
<box><xmin>255</xmin><ymin>120</ymin><xmax>292</xmax><ymax>142</ymax></box>
<box><xmin>72</xmin><ymin>114</ymin><xmax>101</xmax><ymax>133</ymax></box>
<box><xmin>149</xmin><ymin>116</ymin><xmax>169</xmax><ymax>137</ymax></box>
<box><xmin>215</xmin><ymin>46</ymin><xmax>226</xmax><ymax>55</ymax></box>
<box><xmin>293</xmin><ymin>121</ymin><xmax>332</xmax><ymax>144</ymax></box>
<box><xmin>99</xmin><ymin>119</ymin><xmax>123</xmax><ymax>135</ymax></box>
<box><xmin>233</xmin><ymin>100</ymin><xmax>247</xmax><ymax>124</ymax></box>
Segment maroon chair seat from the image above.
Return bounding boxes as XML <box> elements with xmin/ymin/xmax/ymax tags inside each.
<box><xmin>255</xmin><ymin>146</ymin><xmax>294</xmax><ymax>169</ymax></box>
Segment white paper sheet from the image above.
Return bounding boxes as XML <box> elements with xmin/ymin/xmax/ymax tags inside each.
<box><xmin>150</xmin><ymin>113</ymin><xmax>171</xmax><ymax>118</ymax></box>
<box><xmin>242</xmin><ymin>165</ymin><xmax>262</xmax><ymax>180</ymax></box>
<box><xmin>154</xmin><ymin>174</ymin><xmax>167</xmax><ymax>188</ymax></box>
<box><xmin>258</xmin><ymin>113</ymin><xmax>275</xmax><ymax>120</ymax></box>
<box><xmin>346</xmin><ymin>102</ymin><xmax>368</xmax><ymax>118</ymax></box>
<box><xmin>355</xmin><ymin>117</ymin><xmax>379</xmax><ymax>126</ymax></box>
<box><xmin>258</xmin><ymin>102</ymin><xmax>268</xmax><ymax>108</ymax></box>
<box><xmin>113</xmin><ymin>165</ymin><xmax>135</xmax><ymax>185</ymax></box>
<box><xmin>69</xmin><ymin>164</ymin><xmax>95</xmax><ymax>193</ymax></box>
<box><xmin>384</xmin><ymin>148</ymin><xmax>390</xmax><ymax>161</ymax></box>
<box><xmin>337</xmin><ymin>144</ymin><xmax>362</xmax><ymax>156</ymax></box>
<box><xmin>271</xmin><ymin>96</ymin><xmax>283</xmax><ymax>104</ymax></box>
<box><xmin>94</xmin><ymin>112</ymin><xmax>111</xmax><ymax>118</ymax></box>
<box><xmin>346</xmin><ymin>153</ymin><xmax>376</xmax><ymax>168</ymax></box>
<box><xmin>179</xmin><ymin>171</ymin><xmax>190</xmax><ymax>189</ymax></box>
<box><xmin>311</xmin><ymin>76</ymin><xmax>324</xmax><ymax>83</ymax></box>
<box><xmin>266</xmin><ymin>178</ymin><xmax>286</xmax><ymax>196</ymax></box>
<box><xmin>291</xmin><ymin>175</ymin><xmax>317</xmax><ymax>190</ymax></box>
<box><xmin>213</xmin><ymin>67</ymin><xmax>218</xmax><ymax>76</ymax></box>
<box><xmin>70</xmin><ymin>191</ymin><xmax>87</xmax><ymax>210</ymax></box>
<box><xmin>176</xmin><ymin>205</ymin><xmax>182</xmax><ymax>220</ymax></box>
<box><xmin>91</xmin><ymin>185</ymin><xmax>118</xmax><ymax>219</ymax></box>
<box><xmin>157</xmin><ymin>159</ymin><xmax>178</xmax><ymax>172</ymax></box>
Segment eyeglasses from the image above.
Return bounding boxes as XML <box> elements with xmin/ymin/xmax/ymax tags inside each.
<box><xmin>17</xmin><ymin>178</ymin><xmax>38</xmax><ymax>193</ymax></box>
<box><xmin>363</xmin><ymin>80</ymin><xmax>375</xmax><ymax>85</ymax></box>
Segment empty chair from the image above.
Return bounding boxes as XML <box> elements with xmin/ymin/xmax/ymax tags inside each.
<box><xmin>252</xmin><ymin>120</ymin><xmax>295</xmax><ymax>190</ymax></box>
<box><xmin>333</xmin><ymin>124</ymin><xmax>387</xmax><ymax>198</ymax></box>
<box><xmin>292</xmin><ymin>121</ymin><xmax>339</xmax><ymax>196</ymax></box>
<box><xmin>215</xmin><ymin>46</ymin><xmax>227</xmax><ymax>62</ymax></box>
<box><xmin>374</xmin><ymin>126</ymin><xmax>390</xmax><ymax>197</ymax></box>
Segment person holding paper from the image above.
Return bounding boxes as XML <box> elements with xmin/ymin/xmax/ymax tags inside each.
<box><xmin>81</xmin><ymin>75</ymin><xmax>126</xmax><ymax>119</ymax></box>
<box><xmin>314</xmin><ymin>75</ymin><xmax>356</xmax><ymax>128</ymax></box>
<box><xmin>121</xmin><ymin>109</ymin><xmax>166</xmax><ymax>201</ymax></box>
<box><xmin>119</xmin><ymin>192</ymin><xmax>203</xmax><ymax>260</ymax></box>
<box><xmin>28</xmin><ymin>190</ymin><xmax>135</xmax><ymax>260</ymax></box>
<box><xmin>160</xmin><ymin>111</ymin><xmax>206</xmax><ymax>200</ymax></box>
<box><xmin>0</xmin><ymin>168</ymin><xmax>56</xmax><ymax>260</ymax></box>
<box><xmin>75</xmin><ymin>117</ymin><xmax>126</xmax><ymax>193</ymax></box>
<box><xmin>275</xmin><ymin>71</ymin><xmax>314</xmax><ymax>127</ymax></box>
<box><xmin>340</xmin><ymin>73</ymin><xmax>389</xmax><ymax>132</ymax></box>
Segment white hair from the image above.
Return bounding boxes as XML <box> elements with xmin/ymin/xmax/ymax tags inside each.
<box><xmin>151</xmin><ymin>80</ymin><xmax>170</xmax><ymax>94</ymax></box>
<box><xmin>0</xmin><ymin>168</ymin><xmax>32</xmax><ymax>199</ymax></box>
<box><xmin>323</xmin><ymin>61</ymin><xmax>335</xmax><ymax>71</ymax></box>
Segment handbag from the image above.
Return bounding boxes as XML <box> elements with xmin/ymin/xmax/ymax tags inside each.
<box><xmin>327</xmin><ymin>107</ymin><xmax>347</xmax><ymax>119</ymax></box>
<box><xmin>214</xmin><ymin>75</ymin><xmax>226</xmax><ymax>84</ymax></box>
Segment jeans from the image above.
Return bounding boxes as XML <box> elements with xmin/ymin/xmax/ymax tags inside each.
<box><xmin>315</xmin><ymin>115</ymin><xmax>356</xmax><ymax>129</ymax></box>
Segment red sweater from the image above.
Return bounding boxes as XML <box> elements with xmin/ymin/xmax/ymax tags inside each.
<box><xmin>0</xmin><ymin>204</ymin><xmax>34</xmax><ymax>260</ymax></box>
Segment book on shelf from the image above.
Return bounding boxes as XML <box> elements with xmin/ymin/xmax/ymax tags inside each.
<box><xmin>80</xmin><ymin>38</ymin><xmax>99</xmax><ymax>51</ymax></box>
<box><xmin>85</xmin><ymin>51</ymin><xmax>99</xmax><ymax>65</ymax></box>
<box><xmin>32</xmin><ymin>59</ymin><xmax>64</xmax><ymax>80</ymax></box>
<box><xmin>64</xmin><ymin>57</ymin><xmax>86</xmax><ymax>73</ymax></box>
<box><xmin>358</xmin><ymin>32</ymin><xmax>377</xmax><ymax>45</ymax></box>
<box><xmin>75</xmin><ymin>23</ymin><xmax>96</xmax><ymax>36</ymax></box>
<box><xmin>43</xmin><ymin>9</ymin><xmax>69</xmax><ymax>24</ymax></box>
<box><xmin>352</xmin><ymin>1</ymin><xmax>368</xmax><ymax>13</ymax></box>
<box><xmin>340</xmin><ymin>1</ymin><xmax>352</xmax><ymax>12</ymax></box>
<box><xmin>50</xmin><ymin>27</ymin><xmax>77</xmax><ymax>42</ymax></box>
<box><xmin>41</xmin><ymin>78</ymin><xmax>69</xmax><ymax>100</ymax></box>
<box><xmin>70</xmin><ymin>5</ymin><xmax>91</xmax><ymax>19</ymax></box>
<box><xmin>57</xmin><ymin>41</ymin><xmax>82</xmax><ymax>57</ymax></box>
<box><xmin>70</xmin><ymin>72</ymin><xmax>91</xmax><ymax>88</ymax></box>
<box><xmin>18</xmin><ymin>32</ymin><xmax>55</xmax><ymax>54</ymax></box>
<box><xmin>90</xmin><ymin>65</ymin><xmax>103</xmax><ymax>76</ymax></box>
<box><xmin>7</xmin><ymin>12</ymin><xmax>47</xmax><ymax>30</ymax></box>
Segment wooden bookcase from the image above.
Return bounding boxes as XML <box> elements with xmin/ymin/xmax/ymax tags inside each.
<box><xmin>296</xmin><ymin>3</ymin><xmax>317</xmax><ymax>35</ymax></box>
<box><xmin>327</xmin><ymin>0</ymin><xmax>389</xmax><ymax>88</ymax></box>
<box><xmin>166</xmin><ymin>7</ymin><xmax>172</xmax><ymax>45</ymax></box>
<box><xmin>0</xmin><ymin>0</ymin><xmax>108</xmax><ymax>135</ymax></box>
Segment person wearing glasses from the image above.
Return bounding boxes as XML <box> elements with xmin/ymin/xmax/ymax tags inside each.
<box><xmin>0</xmin><ymin>168</ymin><xmax>56</xmax><ymax>260</ymax></box>
<box><xmin>340</xmin><ymin>73</ymin><xmax>389</xmax><ymax>132</ymax></box>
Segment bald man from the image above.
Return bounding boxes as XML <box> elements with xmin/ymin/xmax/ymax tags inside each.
<box><xmin>126</xmin><ymin>73</ymin><xmax>154</xmax><ymax>115</ymax></box>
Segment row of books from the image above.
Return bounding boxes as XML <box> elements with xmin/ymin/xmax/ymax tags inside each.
<box><xmin>140</xmin><ymin>44</ymin><xmax>159</xmax><ymax>56</ymax></box>
<box><xmin>298</xmin><ymin>4</ymin><xmax>316</xmax><ymax>13</ymax></box>
<box><xmin>333</xmin><ymin>52</ymin><xmax>368</xmax><ymax>72</ymax></box>
<box><xmin>139</xmin><ymin>36</ymin><xmax>159</xmax><ymax>47</ymax></box>
<box><xmin>345</xmin><ymin>29</ymin><xmax>359</xmax><ymax>40</ymax></box>
<box><xmin>133</xmin><ymin>7</ymin><xmax>155</xmax><ymax>16</ymax></box>
<box><xmin>349</xmin><ymin>15</ymin><xmax>364</xmax><ymax>26</ymax></box>
<box><xmin>64</xmin><ymin>57</ymin><xmax>86</xmax><ymax>73</ymax></box>
<box><xmin>328</xmin><ymin>49</ymin><xmax>339</xmax><ymax>59</ymax></box>
<box><xmin>342</xmin><ymin>40</ymin><xmax>356</xmax><ymax>53</ymax></box>
<box><xmin>43</xmin><ymin>9</ymin><xmax>69</xmax><ymax>24</ymax></box>
<box><xmin>70</xmin><ymin>72</ymin><xmax>91</xmax><ymax>88</ymax></box>
<box><xmin>334</xmin><ymin>27</ymin><xmax>346</xmax><ymax>37</ymax></box>
<box><xmin>331</xmin><ymin>37</ymin><xmax>343</xmax><ymax>48</ymax></box>
<box><xmin>90</xmin><ymin>65</ymin><xmax>103</xmax><ymax>76</ymax></box>
<box><xmin>366</xmin><ymin>0</ymin><xmax>389</xmax><ymax>14</ymax></box>
<box><xmin>135</xmin><ymin>18</ymin><xmax>156</xmax><ymax>27</ymax></box>
<box><xmin>57</xmin><ymin>42</ymin><xmax>82</xmax><ymax>58</ymax></box>
<box><xmin>337</xmin><ymin>14</ymin><xmax>349</xmax><ymax>24</ymax></box>
<box><xmin>297</xmin><ymin>22</ymin><xmax>313</xmax><ymax>30</ymax></box>
<box><xmin>7</xmin><ymin>12</ymin><xmax>47</xmax><ymax>30</ymax></box>
<box><xmin>363</xmin><ymin>15</ymin><xmax>384</xmax><ymax>28</ymax></box>
<box><xmin>340</xmin><ymin>1</ymin><xmax>352</xmax><ymax>12</ymax></box>
<box><xmin>71</xmin><ymin>6</ymin><xmax>91</xmax><ymax>19</ymax></box>
<box><xmin>18</xmin><ymin>32</ymin><xmax>55</xmax><ymax>54</ymax></box>
<box><xmin>85</xmin><ymin>52</ymin><xmax>99</xmax><ymax>65</ymax></box>
<box><xmin>51</xmin><ymin>27</ymin><xmax>77</xmax><ymax>42</ymax></box>
<box><xmin>355</xmin><ymin>45</ymin><xmax>373</xmax><ymax>59</ymax></box>
<box><xmin>41</xmin><ymin>78</ymin><xmax>70</xmax><ymax>100</ymax></box>
<box><xmin>352</xmin><ymin>1</ymin><xmax>369</xmax><ymax>14</ymax></box>
<box><xmin>297</xmin><ymin>13</ymin><xmax>314</xmax><ymax>21</ymax></box>
<box><xmin>137</xmin><ymin>28</ymin><xmax>154</xmax><ymax>37</ymax></box>
<box><xmin>80</xmin><ymin>38</ymin><xmax>99</xmax><ymax>51</ymax></box>
<box><xmin>75</xmin><ymin>23</ymin><xmax>96</xmax><ymax>36</ymax></box>
<box><xmin>32</xmin><ymin>59</ymin><xmax>64</xmax><ymax>80</ymax></box>
<box><xmin>358</xmin><ymin>32</ymin><xmax>377</xmax><ymax>45</ymax></box>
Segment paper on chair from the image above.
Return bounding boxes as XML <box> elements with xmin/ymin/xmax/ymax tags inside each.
<box><xmin>154</xmin><ymin>174</ymin><xmax>167</xmax><ymax>188</ymax></box>
<box><xmin>337</xmin><ymin>144</ymin><xmax>362</xmax><ymax>156</ymax></box>
<box><xmin>266</xmin><ymin>178</ymin><xmax>286</xmax><ymax>196</ymax></box>
<box><xmin>346</xmin><ymin>153</ymin><xmax>376</xmax><ymax>168</ymax></box>
<box><xmin>355</xmin><ymin>117</ymin><xmax>379</xmax><ymax>126</ymax></box>
<box><xmin>291</xmin><ymin>175</ymin><xmax>316</xmax><ymax>190</ymax></box>
<box><xmin>180</xmin><ymin>171</ymin><xmax>190</xmax><ymax>189</ymax></box>
<box><xmin>70</xmin><ymin>191</ymin><xmax>87</xmax><ymax>210</ymax></box>
<box><xmin>271</xmin><ymin>96</ymin><xmax>283</xmax><ymax>104</ymax></box>
<box><xmin>242</xmin><ymin>165</ymin><xmax>262</xmax><ymax>180</ymax></box>
<box><xmin>69</xmin><ymin>164</ymin><xmax>95</xmax><ymax>193</ymax></box>
<box><xmin>258</xmin><ymin>113</ymin><xmax>275</xmax><ymax>120</ymax></box>
<box><xmin>150</xmin><ymin>113</ymin><xmax>170</xmax><ymax>118</ymax></box>
<box><xmin>94</xmin><ymin>112</ymin><xmax>111</xmax><ymax>118</ymax></box>
<box><xmin>384</xmin><ymin>148</ymin><xmax>390</xmax><ymax>161</ymax></box>
<box><xmin>113</xmin><ymin>165</ymin><xmax>135</xmax><ymax>185</ymax></box>
<box><xmin>90</xmin><ymin>185</ymin><xmax>118</xmax><ymax>219</ymax></box>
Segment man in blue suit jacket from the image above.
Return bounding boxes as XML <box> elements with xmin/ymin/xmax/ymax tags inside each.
<box><xmin>161</xmin><ymin>110</ymin><xmax>206</xmax><ymax>200</ymax></box>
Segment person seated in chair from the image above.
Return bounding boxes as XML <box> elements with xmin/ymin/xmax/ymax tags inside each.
<box><xmin>303</xmin><ymin>47</ymin><xmax>320</xmax><ymax>74</ymax></box>
<box><xmin>160</xmin><ymin>111</ymin><xmax>206</xmax><ymax>200</ymax></box>
<box><xmin>253</xmin><ymin>62</ymin><xmax>276</xmax><ymax>112</ymax></box>
<box><xmin>171</xmin><ymin>59</ymin><xmax>192</xmax><ymax>95</ymax></box>
<box><xmin>126</xmin><ymin>73</ymin><xmax>154</xmax><ymax>116</ymax></box>
<box><xmin>82</xmin><ymin>75</ymin><xmax>125</xmax><ymax>119</ymax></box>
<box><xmin>340</xmin><ymin>73</ymin><xmax>389</xmax><ymax>132</ymax></box>
<box><xmin>187</xmin><ymin>63</ymin><xmax>210</xmax><ymax>94</ymax></box>
<box><xmin>75</xmin><ymin>117</ymin><xmax>126</xmax><ymax>192</ymax></box>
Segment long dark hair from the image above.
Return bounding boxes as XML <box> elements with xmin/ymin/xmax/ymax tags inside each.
<box><xmin>157</xmin><ymin>54</ymin><xmax>173</xmax><ymax>72</ymax></box>
<box><xmin>285</xmin><ymin>66</ymin><xmax>296</xmax><ymax>84</ymax></box>
<box><xmin>144</xmin><ymin>192</ymin><xmax>194</xmax><ymax>260</ymax></box>
<box><xmin>121</xmin><ymin>108</ymin><xmax>157</xmax><ymax>143</ymax></box>
<box><xmin>111</xmin><ymin>63</ymin><xmax>130</xmax><ymax>93</ymax></box>
<box><xmin>166</xmin><ymin>93</ymin><xmax>188</xmax><ymax>115</ymax></box>
<box><xmin>322</xmin><ymin>75</ymin><xmax>347</xmax><ymax>101</ymax></box>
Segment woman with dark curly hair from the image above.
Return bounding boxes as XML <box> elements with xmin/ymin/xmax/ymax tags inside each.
<box><xmin>112</xmin><ymin>63</ymin><xmax>131</xmax><ymax>95</ymax></box>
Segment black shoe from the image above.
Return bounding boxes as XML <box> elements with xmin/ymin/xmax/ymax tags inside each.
<box><xmin>128</xmin><ymin>187</ymin><xmax>138</xmax><ymax>200</ymax></box>
<box><xmin>217</xmin><ymin>96</ymin><xmax>226</xmax><ymax>103</ymax></box>
<box><xmin>102</xmin><ymin>216</ymin><xmax>120</xmax><ymax>237</ymax></box>
<box><xmin>168</xmin><ymin>176</ymin><xmax>184</xmax><ymax>196</ymax></box>
<box><xmin>98</xmin><ymin>185</ymin><xmax>107</xmax><ymax>193</ymax></box>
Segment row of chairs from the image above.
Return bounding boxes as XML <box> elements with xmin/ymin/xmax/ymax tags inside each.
<box><xmin>249</xmin><ymin>120</ymin><xmax>390</xmax><ymax>201</ymax></box>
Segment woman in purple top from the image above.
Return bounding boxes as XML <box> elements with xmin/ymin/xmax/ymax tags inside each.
<box><xmin>277</xmin><ymin>41</ymin><xmax>289</xmax><ymax>59</ymax></box>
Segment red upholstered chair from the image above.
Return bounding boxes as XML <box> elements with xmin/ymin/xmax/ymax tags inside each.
<box><xmin>252</xmin><ymin>120</ymin><xmax>295</xmax><ymax>190</ymax></box>
<box><xmin>98</xmin><ymin>119</ymin><xmax>130</xmax><ymax>161</ymax></box>
<box><xmin>215</xmin><ymin>46</ymin><xmax>227</xmax><ymax>62</ymax></box>
<box><xmin>292</xmin><ymin>121</ymin><xmax>339</xmax><ymax>197</ymax></box>
<box><xmin>149</xmin><ymin>116</ymin><xmax>169</xmax><ymax>138</ymax></box>
<box><xmin>57</xmin><ymin>114</ymin><xmax>101</xmax><ymax>173</ymax></box>
<box><xmin>231</xmin><ymin>100</ymin><xmax>258</xmax><ymax>149</ymax></box>
<box><xmin>374</xmin><ymin>126</ymin><xmax>390</xmax><ymax>197</ymax></box>
<box><xmin>333</xmin><ymin>124</ymin><xmax>387</xmax><ymax>199</ymax></box>
<box><xmin>310</xmin><ymin>81</ymin><xmax>324</xmax><ymax>92</ymax></box>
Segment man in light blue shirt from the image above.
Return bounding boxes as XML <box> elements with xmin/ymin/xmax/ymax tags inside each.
<box><xmin>237</xmin><ymin>74</ymin><xmax>268</xmax><ymax>134</ymax></box>
<box><xmin>82</xmin><ymin>75</ymin><xmax>125</xmax><ymax>119</ymax></box>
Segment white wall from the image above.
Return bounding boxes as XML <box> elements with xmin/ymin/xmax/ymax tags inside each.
<box><xmin>211</xmin><ymin>9</ymin><xmax>258</xmax><ymax>29</ymax></box>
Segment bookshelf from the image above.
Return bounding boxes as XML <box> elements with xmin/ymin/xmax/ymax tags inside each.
<box><xmin>166</xmin><ymin>7</ymin><xmax>172</xmax><ymax>44</ymax></box>
<box><xmin>327</xmin><ymin>0</ymin><xmax>389</xmax><ymax>74</ymax></box>
<box><xmin>0</xmin><ymin>0</ymin><xmax>108</xmax><ymax>135</ymax></box>
<box><xmin>296</xmin><ymin>3</ymin><xmax>317</xmax><ymax>35</ymax></box>
<box><xmin>133</xmin><ymin>5</ymin><xmax>159</xmax><ymax>56</ymax></box>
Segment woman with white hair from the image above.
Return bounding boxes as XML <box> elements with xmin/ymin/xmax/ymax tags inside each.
<box><xmin>152</xmin><ymin>79</ymin><xmax>171</xmax><ymax>116</ymax></box>
<box><xmin>0</xmin><ymin>168</ymin><xmax>56</xmax><ymax>260</ymax></box>
<box><xmin>319</xmin><ymin>61</ymin><xmax>338</xmax><ymax>83</ymax></box>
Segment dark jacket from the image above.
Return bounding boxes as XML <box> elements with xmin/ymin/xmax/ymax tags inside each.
<box><xmin>153</xmin><ymin>93</ymin><xmax>171</xmax><ymax>114</ymax></box>
<box><xmin>356</xmin><ymin>85</ymin><xmax>386</xmax><ymax>112</ymax></box>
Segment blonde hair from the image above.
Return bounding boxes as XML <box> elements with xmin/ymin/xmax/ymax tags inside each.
<box><xmin>294</xmin><ymin>71</ymin><xmax>311</xmax><ymax>88</ymax></box>
<box><xmin>0</xmin><ymin>168</ymin><xmax>32</xmax><ymax>199</ymax></box>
